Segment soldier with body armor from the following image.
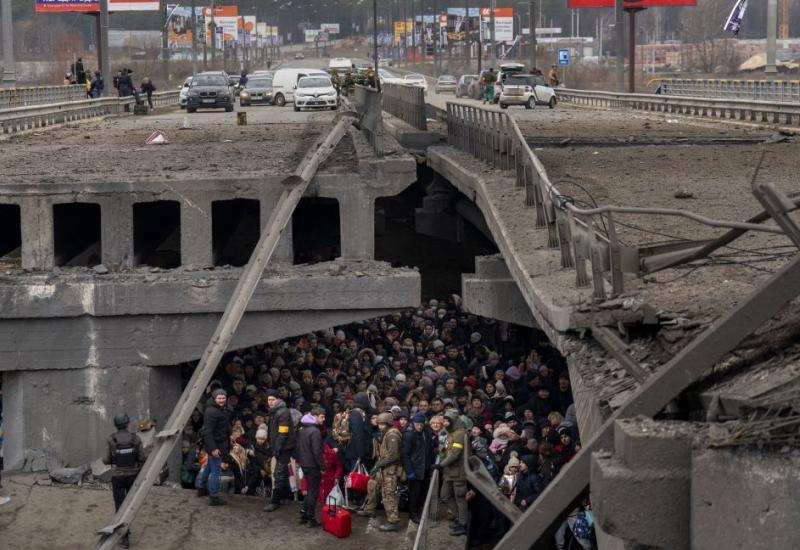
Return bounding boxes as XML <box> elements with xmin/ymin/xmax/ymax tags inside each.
<box><xmin>357</xmin><ymin>411</ymin><xmax>404</xmax><ymax>531</ymax></box>
<box><xmin>103</xmin><ymin>413</ymin><xmax>146</xmax><ymax>548</ymax></box>
<box><xmin>432</xmin><ymin>410</ymin><xmax>468</xmax><ymax>537</ymax></box>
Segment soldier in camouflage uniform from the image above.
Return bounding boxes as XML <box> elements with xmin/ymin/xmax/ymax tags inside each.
<box><xmin>357</xmin><ymin>411</ymin><xmax>404</xmax><ymax>531</ymax></box>
<box><xmin>343</xmin><ymin>70</ymin><xmax>354</xmax><ymax>96</ymax></box>
<box><xmin>433</xmin><ymin>410</ymin><xmax>468</xmax><ymax>536</ymax></box>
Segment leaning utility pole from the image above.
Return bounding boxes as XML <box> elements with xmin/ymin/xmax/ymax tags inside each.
<box><xmin>1</xmin><ymin>0</ymin><xmax>16</xmax><ymax>87</ymax></box>
<box><xmin>615</xmin><ymin>0</ymin><xmax>624</xmax><ymax>92</ymax></box>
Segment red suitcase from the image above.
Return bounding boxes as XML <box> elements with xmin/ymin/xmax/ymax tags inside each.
<box><xmin>322</xmin><ymin>499</ymin><xmax>352</xmax><ymax>538</ymax></box>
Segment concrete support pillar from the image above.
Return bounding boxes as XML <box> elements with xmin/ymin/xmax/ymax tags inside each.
<box><xmin>100</xmin><ymin>196</ymin><xmax>133</xmax><ymax>269</ymax></box>
<box><xmin>180</xmin><ymin>197</ymin><xmax>212</xmax><ymax>268</ymax></box>
<box><xmin>591</xmin><ymin>418</ymin><xmax>692</xmax><ymax>550</ymax></box>
<box><xmin>337</xmin><ymin>189</ymin><xmax>375</xmax><ymax>259</ymax></box>
<box><xmin>1</xmin><ymin>364</ymin><xmax>182</xmax><ymax>472</ymax></box>
<box><xmin>20</xmin><ymin>197</ymin><xmax>54</xmax><ymax>270</ymax></box>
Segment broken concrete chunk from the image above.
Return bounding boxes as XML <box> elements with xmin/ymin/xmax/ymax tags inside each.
<box><xmin>93</xmin><ymin>264</ymin><xmax>109</xmax><ymax>275</ymax></box>
<box><xmin>50</xmin><ymin>464</ymin><xmax>89</xmax><ymax>485</ymax></box>
<box><xmin>91</xmin><ymin>458</ymin><xmax>113</xmax><ymax>483</ymax></box>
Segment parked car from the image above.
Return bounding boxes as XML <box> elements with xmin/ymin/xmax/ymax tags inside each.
<box><xmin>455</xmin><ymin>74</ymin><xmax>478</xmax><ymax>98</ymax></box>
<box><xmin>185</xmin><ymin>72</ymin><xmax>234</xmax><ymax>113</ymax></box>
<box><xmin>293</xmin><ymin>75</ymin><xmax>338</xmax><ymax>111</ymax></box>
<box><xmin>271</xmin><ymin>67</ymin><xmax>328</xmax><ymax>106</ymax></box>
<box><xmin>294</xmin><ymin>52</ymin><xmax>305</xmax><ymax>60</ymax></box>
<box><xmin>493</xmin><ymin>62</ymin><xmax>526</xmax><ymax>103</ymax></box>
<box><xmin>179</xmin><ymin>76</ymin><xmax>192</xmax><ymax>109</ymax></box>
<box><xmin>435</xmin><ymin>75</ymin><xmax>457</xmax><ymax>94</ymax></box>
<box><xmin>252</xmin><ymin>70</ymin><xmax>274</xmax><ymax>78</ymax></box>
<box><xmin>239</xmin><ymin>76</ymin><xmax>274</xmax><ymax>106</ymax></box>
<box><xmin>498</xmin><ymin>74</ymin><xmax>557</xmax><ymax>110</ymax></box>
<box><xmin>403</xmin><ymin>73</ymin><xmax>428</xmax><ymax>93</ymax></box>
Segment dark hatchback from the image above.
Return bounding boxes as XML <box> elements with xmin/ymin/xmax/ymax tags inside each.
<box><xmin>186</xmin><ymin>73</ymin><xmax>234</xmax><ymax>113</ymax></box>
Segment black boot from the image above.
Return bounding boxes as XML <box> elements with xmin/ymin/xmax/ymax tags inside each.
<box><xmin>299</xmin><ymin>512</ymin><xmax>308</xmax><ymax>524</ymax></box>
<box><xmin>196</xmin><ymin>488</ymin><xmax>208</xmax><ymax>497</ymax></box>
<box><xmin>209</xmin><ymin>496</ymin><xmax>227</xmax><ymax>506</ymax></box>
<box><xmin>307</xmin><ymin>517</ymin><xmax>321</xmax><ymax>528</ymax></box>
<box><xmin>264</xmin><ymin>502</ymin><xmax>280</xmax><ymax>512</ymax></box>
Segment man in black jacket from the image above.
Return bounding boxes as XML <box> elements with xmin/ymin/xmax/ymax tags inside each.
<box><xmin>197</xmin><ymin>389</ymin><xmax>231</xmax><ymax>506</ymax></box>
<box><xmin>265</xmin><ymin>389</ymin><xmax>296</xmax><ymax>511</ymax></box>
<box><xmin>103</xmin><ymin>413</ymin><xmax>145</xmax><ymax>549</ymax></box>
<box><xmin>402</xmin><ymin>412</ymin><xmax>434</xmax><ymax>524</ymax></box>
<box><xmin>296</xmin><ymin>406</ymin><xmax>326</xmax><ymax>527</ymax></box>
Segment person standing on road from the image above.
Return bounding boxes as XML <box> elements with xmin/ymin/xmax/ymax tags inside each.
<box><xmin>103</xmin><ymin>413</ymin><xmax>146</xmax><ymax>549</ymax></box>
<box><xmin>264</xmin><ymin>389</ymin><xmax>296</xmax><ymax>512</ymax></box>
<box><xmin>197</xmin><ymin>388</ymin><xmax>231</xmax><ymax>506</ymax></box>
<box><xmin>548</xmin><ymin>65</ymin><xmax>560</xmax><ymax>87</ymax></box>
<box><xmin>482</xmin><ymin>68</ymin><xmax>495</xmax><ymax>105</ymax></box>
<box><xmin>358</xmin><ymin>411</ymin><xmax>403</xmax><ymax>532</ymax></box>
<box><xmin>90</xmin><ymin>71</ymin><xmax>104</xmax><ymax>98</ymax></box>
<box><xmin>433</xmin><ymin>410</ymin><xmax>468</xmax><ymax>536</ymax></box>
<box><xmin>296</xmin><ymin>406</ymin><xmax>326</xmax><ymax>527</ymax></box>
<box><xmin>140</xmin><ymin>77</ymin><xmax>156</xmax><ymax>109</ymax></box>
<box><xmin>402</xmin><ymin>412</ymin><xmax>434</xmax><ymax>524</ymax></box>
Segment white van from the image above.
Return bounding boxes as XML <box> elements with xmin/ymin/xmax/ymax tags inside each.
<box><xmin>270</xmin><ymin>67</ymin><xmax>328</xmax><ymax>107</ymax></box>
<box><xmin>328</xmin><ymin>58</ymin><xmax>352</xmax><ymax>72</ymax></box>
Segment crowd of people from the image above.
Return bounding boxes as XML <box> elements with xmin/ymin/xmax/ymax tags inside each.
<box><xmin>177</xmin><ymin>296</ymin><xmax>595</xmax><ymax>548</ymax></box>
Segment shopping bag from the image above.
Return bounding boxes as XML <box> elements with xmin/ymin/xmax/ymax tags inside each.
<box><xmin>327</xmin><ymin>482</ymin><xmax>345</xmax><ymax>507</ymax></box>
<box><xmin>322</xmin><ymin>497</ymin><xmax>352</xmax><ymax>538</ymax></box>
<box><xmin>345</xmin><ymin>460</ymin><xmax>369</xmax><ymax>493</ymax></box>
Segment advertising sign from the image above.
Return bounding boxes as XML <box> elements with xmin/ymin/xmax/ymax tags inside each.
<box><xmin>241</xmin><ymin>15</ymin><xmax>257</xmax><ymax>41</ymax></box>
<box><xmin>215</xmin><ymin>16</ymin><xmax>239</xmax><ymax>42</ymax></box>
<box><xmin>108</xmin><ymin>0</ymin><xmax>159</xmax><ymax>11</ymax></box>
<box><xmin>305</xmin><ymin>29</ymin><xmax>321</xmax><ymax>43</ymax></box>
<box><xmin>167</xmin><ymin>5</ymin><xmax>205</xmax><ymax>46</ymax></box>
<box><xmin>36</xmin><ymin>0</ymin><xmax>98</xmax><ymax>13</ymax></box>
<box><xmin>394</xmin><ymin>20</ymin><xmax>412</xmax><ymax>44</ymax></box>
<box><xmin>321</xmin><ymin>23</ymin><xmax>340</xmax><ymax>34</ymax></box>
<box><xmin>568</xmin><ymin>0</ymin><xmax>695</xmax><ymax>7</ymax></box>
<box><xmin>558</xmin><ymin>48</ymin><xmax>570</xmax><ymax>65</ymax></box>
<box><xmin>203</xmin><ymin>5</ymin><xmax>238</xmax><ymax>17</ymax></box>
<box><xmin>480</xmin><ymin>7</ymin><xmax>513</xmax><ymax>43</ymax></box>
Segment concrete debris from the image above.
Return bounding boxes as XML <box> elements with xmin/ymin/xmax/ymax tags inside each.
<box><xmin>763</xmin><ymin>132</ymin><xmax>790</xmax><ymax>144</ymax></box>
<box><xmin>92</xmin><ymin>264</ymin><xmax>109</xmax><ymax>275</ymax></box>
<box><xmin>0</xmin><ymin>496</ymin><xmax>10</xmax><ymax>506</ymax></box>
<box><xmin>674</xmin><ymin>189</ymin><xmax>695</xmax><ymax>199</ymax></box>
<box><xmin>90</xmin><ymin>458</ymin><xmax>113</xmax><ymax>483</ymax></box>
<box><xmin>50</xmin><ymin>464</ymin><xmax>89</xmax><ymax>485</ymax></box>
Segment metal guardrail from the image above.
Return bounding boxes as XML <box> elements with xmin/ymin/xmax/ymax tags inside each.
<box><xmin>661</xmin><ymin>78</ymin><xmax>800</xmax><ymax>104</ymax></box>
<box><xmin>558</xmin><ymin>88</ymin><xmax>800</xmax><ymax>128</ymax></box>
<box><xmin>382</xmin><ymin>82</ymin><xmax>427</xmax><ymax>131</ymax></box>
<box><xmin>352</xmin><ymin>84</ymin><xmax>384</xmax><ymax>158</ymax></box>
<box><xmin>0</xmin><ymin>91</ymin><xmax>180</xmax><ymax>136</ymax></box>
<box><xmin>0</xmin><ymin>85</ymin><xmax>86</xmax><ymax>109</ymax></box>
<box><xmin>445</xmin><ymin>100</ymin><xmax>792</xmax><ymax>301</ymax></box>
<box><xmin>411</xmin><ymin>467</ymin><xmax>440</xmax><ymax>550</ymax></box>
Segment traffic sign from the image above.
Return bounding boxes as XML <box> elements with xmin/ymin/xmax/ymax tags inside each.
<box><xmin>558</xmin><ymin>48</ymin><xmax>570</xmax><ymax>65</ymax></box>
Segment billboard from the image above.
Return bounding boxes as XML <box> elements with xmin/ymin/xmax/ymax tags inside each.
<box><xmin>241</xmin><ymin>15</ymin><xmax>257</xmax><ymax>42</ymax></box>
<box><xmin>215</xmin><ymin>16</ymin><xmax>239</xmax><ymax>42</ymax></box>
<box><xmin>394</xmin><ymin>20</ymin><xmax>412</xmax><ymax>44</ymax></box>
<box><xmin>305</xmin><ymin>29</ymin><xmax>321</xmax><ymax>43</ymax></box>
<box><xmin>568</xmin><ymin>0</ymin><xmax>695</xmax><ymax>7</ymax></box>
<box><xmin>36</xmin><ymin>0</ymin><xmax>98</xmax><ymax>12</ymax></box>
<box><xmin>480</xmin><ymin>7</ymin><xmax>513</xmax><ymax>43</ymax></box>
<box><xmin>203</xmin><ymin>5</ymin><xmax>238</xmax><ymax>17</ymax></box>
<box><xmin>321</xmin><ymin>23</ymin><xmax>340</xmax><ymax>34</ymax></box>
<box><xmin>167</xmin><ymin>5</ymin><xmax>205</xmax><ymax>46</ymax></box>
<box><xmin>108</xmin><ymin>0</ymin><xmax>159</xmax><ymax>11</ymax></box>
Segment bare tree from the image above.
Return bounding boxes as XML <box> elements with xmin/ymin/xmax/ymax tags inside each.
<box><xmin>680</xmin><ymin>0</ymin><xmax>739</xmax><ymax>73</ymax></box>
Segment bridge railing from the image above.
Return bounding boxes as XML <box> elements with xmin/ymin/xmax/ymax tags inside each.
<box><xmin>0</xmin><ymin>85</ymin><xmax>87</xmax><ymax>109</ymax></box>
<box><xmin>411</xmin><ymin>467</ymin><xmax>440</xmax><ymax>550</ymax></box>
<box><xmin>352</xmin><ymin>84</ymin><xmax>384</xmax><ymax>158</ymax></box>
<box><xmin>445</xmin><ymin>100</ymin><xmax>792</xmax><ymax>300</ymax></box>
<box><xmin>0</xmin><ymin>91</ymin><xmax>180</xmax><ymax>136</ymax></box>
<box><xmin>660</xmin><ymin>78</ymin><xmax>800</xmax><ymax>103</ymax></box>
<box><xmin>382</xmin><ymin>82</ymin><xmax>427</xmax><ymax>131</ymax></box>
<box><xmin>557</xmin><ymin>88</ymin><xmax>800</xmax><ymax>127</ymax></box>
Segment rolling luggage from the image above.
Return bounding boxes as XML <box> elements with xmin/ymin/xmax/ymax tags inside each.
<box><xmin>322</xmin><ymin>498</ymin><xmax>352</xmax><ymax>538</ymax></box>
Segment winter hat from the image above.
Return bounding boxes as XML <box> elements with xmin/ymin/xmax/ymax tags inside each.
<box><xmin>432</xmin><ymin>339</ymin><xmax>444</xmax><ymax>349</ymax></box>
<box><xmin>395</xmin><ymin>372</ymin><xmax>407</xmax><ymax>383</ymax></box>
<box><xmin>470</xmin><ymin>332</ymin><xmax>482</xmax><ymax>343</ymax></box>
<box><xmin>255</xmin><ymin>427</ymin><xmax>268</xmax><ymax>440</ymax></box>
<box><xmin>493</xmin><ymin>424</ymin><xmax>511</xmax><ymax>440</ymax></box>
<box><xmin>265</xmin><ymin>389</ymin><xmax>279</xmax><ymax>399</ymax></box>
<box><xmin>505</xmin><ymin>366</ymin><xmax>521</xmax><ymax>381</ymax></box>
<box><xmin>245</xmin><ymin>384</ymin><xmax>257</xmax><ymax>393</ymax></box>
<box><xmin>211</xmin><ymin>389</ymin><xmax>227</xmax><ymax>398</ymax></box>
<box><xmin>412</xmin><ymin>412</ymin><xmax>427</xmax><ymax>424</ymax></box>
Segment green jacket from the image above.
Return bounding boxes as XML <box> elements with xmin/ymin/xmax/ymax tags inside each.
<box><xmin>439</xmin><ymin>419</ymin><xmax>466</xmax><ymax>481</ymax></box>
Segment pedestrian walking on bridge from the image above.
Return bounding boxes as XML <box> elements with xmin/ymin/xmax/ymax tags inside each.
<box><xmin>103</xmin><ymin>413</ymin><xmax>146</xmax><ymax>548</ymax></box>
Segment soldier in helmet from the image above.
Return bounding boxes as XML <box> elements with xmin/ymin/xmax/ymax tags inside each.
<box><xmin>103</xmin><ymin>413</ymin><xmax>146</xmax><ymax>548</ymax></box>
<box><xmin>357</xmin><ymin>411</ymin><xmax>404</xmax><ymax>531</ymax></box>
<box><xmin>432</xmin><ymin>409</ymin><xmax>468</xmax><ymax>536</ymax></box>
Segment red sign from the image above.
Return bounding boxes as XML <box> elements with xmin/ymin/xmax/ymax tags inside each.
<box><xmin>568</xmin><ymin>0</ymin><xmax>695</xmax><ymax>7</ymax></box>
<box><xmin>35</xmin><ymin>0</ymin><xmax>98</xmax><ymax>13</ymax></box>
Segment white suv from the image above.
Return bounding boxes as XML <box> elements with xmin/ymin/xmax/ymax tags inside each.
<box><xmin>293</xmin><ymin>75</ymin><xmax>338</xmax><ymax>111</ymax></box>
<box><xmin>499</xmin><ymin>74</ymin><xmax>557</xmax><ymax>110</ymax></box>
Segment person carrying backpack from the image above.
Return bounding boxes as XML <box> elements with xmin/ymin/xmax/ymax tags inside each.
<box><xmin>102</xmin><ymin>413</ymin><xmax>146</xmax><ymax>549</ymax></box>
